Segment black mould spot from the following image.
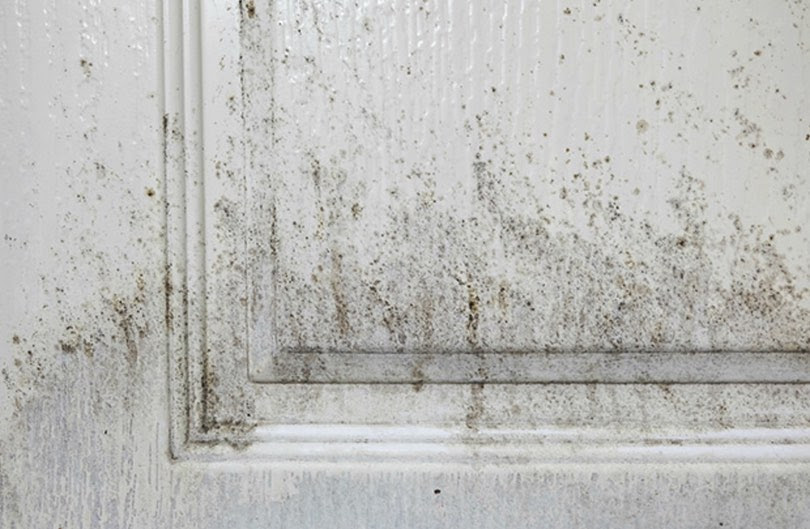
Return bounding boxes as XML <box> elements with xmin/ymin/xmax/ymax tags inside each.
<box><xmin>80</xmin><ymin>58</ymin><xmax>92</xmax><ymax>78</ymax></box>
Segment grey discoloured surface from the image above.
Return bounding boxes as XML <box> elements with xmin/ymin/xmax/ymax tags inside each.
<box><xmin>240</xmin><ymin>0</ymin><xmax>809</xmax><ymax>369</ymax></box>
<box><xmin>2</xmin><ymin>0</ymin><xmax>810</xmax><ymax>527</ymax></box>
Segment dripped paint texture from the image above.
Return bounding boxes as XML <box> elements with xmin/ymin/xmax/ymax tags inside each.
<box><xmin>1</xmin><ymin>0</ymin><xmax>810</xmax><ymax>528</ymax></box>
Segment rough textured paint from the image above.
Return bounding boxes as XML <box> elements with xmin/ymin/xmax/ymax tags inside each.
<box><xmin>1</xmin><ymin>0</ymin><xmax>810</xmax><ymax>528</ymax></box>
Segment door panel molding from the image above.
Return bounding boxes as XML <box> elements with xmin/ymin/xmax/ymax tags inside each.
<box><xmin>164</xmin><ymin>0</ymin><xmax>810</xmax><ymax>463</ymax></box>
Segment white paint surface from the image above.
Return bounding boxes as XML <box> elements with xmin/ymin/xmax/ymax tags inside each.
<box><xmin>2</xmin><ymin>0</ymin><xmax>810</xmax><ymax>527</ymax></box>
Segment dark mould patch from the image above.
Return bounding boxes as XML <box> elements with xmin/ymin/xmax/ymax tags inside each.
<box><xmin>107</xmin><ymin>275</ymin><xmax>149</xmax><ymax>367</ymax></box>
<box><xmin>309</xmin><ymin>156</ymin><xmax>322</xmax><ymax>190</ymax></box>
<box><xmin>350</xmin><ymin>202</ymin><xmax>362</xmax><ymax>219</ymax></box>
<box><xmin>411</xmin><ymin>369</ymin><xmax>424</xmax><ymax>392</ymax></box>
<box><xmin>79</xmin><ymin>58</ymin><xmax>92</xmax><ymax>78</ymax></box>
<box><xmin>162</xmin><ymin>112</ymin><xmax>183</xmax><ymax>168</ymax></box>
<box><xmin>411</xmin><ymin>355</ymin><xmax>428</xmax><ymax>392</ymax></box>
<box><xmin>113</xmin><ymin>301</ymin><xmax>139</xmax><ymax>365</ymax></box>
<box><xmin>200</xmin><ymin>354</ymin><xmax>219</xmax><ymax>431</ymax></box>
<box><xmin>245</xmin><ymin>0</ymin><xmax>256</xmax><ymax>18</ymax></box>
<box><xmin>465</xmin><ymin>281</ymin><xmax>480</xmax><ymax>347</ymax></box>
<box><xmin>57</xmin><ymin>326</ymin><xmax>95</xmax><ymax>358</ymax></box>
<box><xmin>164</xmin><ymin>263</ymin><xmax>174</xmax><ymax>331</ymax></box>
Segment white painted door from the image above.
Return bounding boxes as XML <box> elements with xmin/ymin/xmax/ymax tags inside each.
<box><xmin>2</xmin><ymin>0</ymin><xmax>810</xmax><ymax>527</ymax></box>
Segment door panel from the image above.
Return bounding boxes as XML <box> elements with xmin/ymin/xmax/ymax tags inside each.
<box><xmin>2</xmin><ymin>0</ymin><xmax>810</xmax><ymax>527</ymax></box>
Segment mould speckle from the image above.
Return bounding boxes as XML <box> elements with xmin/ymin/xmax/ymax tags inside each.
<box><xmin>5</xmin><ymin>2</ymin><xmax>810</xmax><ymax>524</ymax></box>
<box><xmin>79</xmin><ymin>58</ymin><xmax>92</xmax><ymax>78</ymax></box>
<box><xmin>464</xmin><ymin>383</ymin><xmax>485</xmax><ymax>430</ymax></box>
<box><xmin>245</xmin><ymin>0</ymin><xmax>256</xmax><ymax>18</ymax></box>
<box><xmin>330</xmin><ymin>252</ymin><xmax>351</xmax><ymax>337</ymax></box>
<box><xmin>465</xmin><ymin>281</ymin><xmax>480</xmax><ymax>347</ymax></box>
<box><xmin>350</xmin><ymin>202</ymin><xmax>362</xmax><ymax>219</ymax></box>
